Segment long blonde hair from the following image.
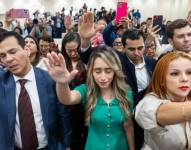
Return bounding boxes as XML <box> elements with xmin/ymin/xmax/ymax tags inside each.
<box><xmin>85</xmin><ymin>46</ymin><xmax>131</xmax><ymax>125</ymax></box>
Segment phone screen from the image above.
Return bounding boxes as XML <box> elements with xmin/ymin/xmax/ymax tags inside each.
<box><xmin>115</xmin><ymin>1</ymin><xmax>128</xmax><ymax>24</ymax></box>
<box><xmin>153</xmin><ymin>15</ymin><xmax>163</xmax><ymax>28</ymax></box>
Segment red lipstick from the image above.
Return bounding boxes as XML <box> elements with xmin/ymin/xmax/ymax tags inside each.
<box><xmin>179</xmin><ymin>86</ymin><xmax>189</xmax><ymax>91</ymax></box>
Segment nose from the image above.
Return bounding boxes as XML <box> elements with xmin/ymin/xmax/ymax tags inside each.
<box><xmin>100</xmin><ymin>72</ymin><xmax>107</xmax><ymax>81</ymax></box>
<box><xmin>134</xmin><ymin>49</ymin><xmax>140</xmax><ymax>55</ymax></box>
<box><xmin>4</xmin><ymin>54</ymin><xmax>14</xmax><ymax>63</ymax></box>
<box><xmin>184</xmin><ymin>35</ymin><xmax>191</xmax><ymax>42</ymax></box>
<box><xmin>181</xmin><ymin>73</ymin><xmax>189</xmax><ymax>82</ymax></box>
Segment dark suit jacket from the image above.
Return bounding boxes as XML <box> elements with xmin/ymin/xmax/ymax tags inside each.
<box><xmin>79</xmin><ymin>46</ymin><xmax>156</xmax><ymax>150</ymax></box>
<box><xmin>79</xmin><ymin>46</ymin><xmax>156</xmax><ymax>104</ymax></box>
<box><xmin>0</xmin><ymin>67</ymin><xmax>72</xmax><ymax>150</ymax></box>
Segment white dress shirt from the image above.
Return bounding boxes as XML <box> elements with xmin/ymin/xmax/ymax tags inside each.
<box><xmin>134</xmin><ymin>59</ymin><xmax>150</xmax><ymax>92</ymax></box>
<box><xmin>128</xmin><ymin>57</ymin><xmax>150</xmax><ymax>92</ymax></box>
<box><xmin>13</xmin><ymin>68</ymin><xmax>48</xmax><ymax>149</ymax></box>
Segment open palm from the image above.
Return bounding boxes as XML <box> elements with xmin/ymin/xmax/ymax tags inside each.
<box><xmin>44</xmin><ymin>52</ymin><xmax>78</xmax><ymax>84</ymax></box>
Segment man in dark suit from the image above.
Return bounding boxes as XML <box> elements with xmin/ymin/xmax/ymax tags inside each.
<box><xmin>78</xmin><ymin>12</ymin><xmax>156</xmax><ymax>150</ymax></box>
<box><xmin>0</xmin><ymin>31</ymin><xmax>71</xmax><ymax>150</ymax></box>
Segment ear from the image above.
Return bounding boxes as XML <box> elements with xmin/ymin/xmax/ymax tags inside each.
<box><xmin>168</xmin><ymin>38</ymin><xmax>174</xmax><ymax>47</ymax></box>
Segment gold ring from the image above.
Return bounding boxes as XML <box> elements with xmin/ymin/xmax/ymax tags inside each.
<box><xmin>54</xmin><ymin>63</ymin><xmax>60</xmax><ymax>66</ymax></box>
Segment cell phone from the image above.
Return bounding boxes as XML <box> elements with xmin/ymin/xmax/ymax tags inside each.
<box><xmin>115</xmin><ymin>0</ymin><xmax>128</xmax><ymax>24</ymax></box>
<box><xmin>153</xmin><ymin>15</ymin><xmax>163</xmax><ymax>29</ymax></box>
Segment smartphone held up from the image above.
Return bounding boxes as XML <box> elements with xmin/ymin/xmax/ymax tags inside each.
<box><xmin>115</xmin><ymin>0</ymin><xmax>128</xmax><ymax>24</ymax></box>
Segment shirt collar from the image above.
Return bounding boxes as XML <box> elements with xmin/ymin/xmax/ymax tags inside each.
<box><xmin>13</xmin><ymin>67</ymin><xmax>35</xmax><ymax>83</ymax></box>
<box><xmin>126</xmin><ymin>55</ymin><xmax>145</xmax><ymax>68</ymax></box>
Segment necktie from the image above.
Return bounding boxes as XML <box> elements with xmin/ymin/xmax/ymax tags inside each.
<box><xmin>18</xmin><ymin>79</ymin><xmax>38</xmax><ymax>150</ymax></box>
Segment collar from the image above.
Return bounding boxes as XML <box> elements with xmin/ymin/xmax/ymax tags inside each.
<box><xmin>13</xmin><ymin>67</ymin><xmax>35</xmax><ymax>83</ymax></box>
<box><xmin>127</xmin><ymin>55</ymin><xmax>145</xmax><ymax>69</ymax></box>
<box><xmin>135</xmin><ymin>58</ymin><xmax>146</xmax><ymax>69</ymax></box>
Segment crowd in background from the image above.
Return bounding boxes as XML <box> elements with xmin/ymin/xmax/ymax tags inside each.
<box><xmin>0</xmin><ymin>2</ymin><xmax>191</xmax><ymax>150</ymax></box>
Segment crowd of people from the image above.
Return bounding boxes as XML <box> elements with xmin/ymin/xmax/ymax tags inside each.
<box><xmin>0</xmin><ymin>3</ymin><xmax>191</xmax><ymax>150</ymax></box>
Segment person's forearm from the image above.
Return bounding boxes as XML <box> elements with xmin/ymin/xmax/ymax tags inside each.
<box><xmin>56</xmin><ymin>83</ymin><xmax>71</xmax><ymax>105</ymax></box>
<box><xmin>125</xmin><ymin>119</ymin><xmax>135</xmax><ymax>150</ymax></box>
<box><xmin>157</xmin><ymin>101</ymin><xmax>191</xmax><ymax>126</ymax></box>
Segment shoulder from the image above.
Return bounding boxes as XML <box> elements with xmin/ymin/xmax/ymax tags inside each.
<box><xmin>34</xmin><ymin>67</ymin><xmax>52</xmax><ymax>79</ymax></box>
<box><xmin>135</xmin><ymin>93</ymin><xmax>170</xmax><ymax>119</ymax></box>
<box><xmin>74</xmin><ymin>84</ymin><xmax>87</xmax><ymax>92</ymax></box>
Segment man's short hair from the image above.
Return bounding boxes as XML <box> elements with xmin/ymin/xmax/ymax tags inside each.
<box><xmin>0</xmin><ymin>31</ymin><xmax>25</xmax><ymax>48</ymax></box>
<box><xmin>167</xmin><ymin>19</ymin><xmax>190</xmax><ymax>39</ymax></box>
<box><xmin>122</xmin><ymin>29</ymin><xmax>144</xmax><ymax>47</ymax></box>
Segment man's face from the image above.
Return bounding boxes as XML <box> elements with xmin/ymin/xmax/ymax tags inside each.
<box><xmin>170</xmin><ymin>25</ymin><xmax>191</xmax><ymax>52</ymax></box>
<box><xmin>124</xmin><ymin>37</ymin><xmax>145</xmax><ymax>64</ymax></box>
<box><xmin>0</xmin><ymin>36</ymin><xmax>31</xmax><ymax>77</ymax></box>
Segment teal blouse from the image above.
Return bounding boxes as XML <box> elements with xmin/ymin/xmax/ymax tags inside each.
<box><xmin>74</xmin><ymin>84</ymin><xmax>134</xmax><ymax>150</ymax></box>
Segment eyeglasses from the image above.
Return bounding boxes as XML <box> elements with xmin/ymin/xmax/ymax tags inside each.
<box><xmin>145</xmin><ymin>44</ymin><xmax>156</xmax><ymax>50</ymax></box>
<box><xmin>127</xmin><ymin>46</ymin><xmax>144</xmax><ymax>51</ymax></box>
<box><xmin>113</xmin><ymin>42</ymin><xmax>123</xmax><ymax>46</ymax></box>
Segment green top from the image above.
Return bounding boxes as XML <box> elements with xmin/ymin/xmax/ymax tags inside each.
<box><xmin>74</xmin><ymin>84</ymin><xmax>134</xmax><ymax>150</ymax></box>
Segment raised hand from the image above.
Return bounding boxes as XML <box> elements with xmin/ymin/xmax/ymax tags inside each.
<box><xmin>64</xmin><ymin>15</ymin><xmax>73</xmax><ymax>31</ymax></box>
<box><xmin>43</xmin><ymin>52</ymin><xmax>78</xmax><ymax>84</ymax></box>
<box><xmin>78</xmin><ymin>12</ymin><xmax>96</xmax><ymax>40</ymax></box>
<box><xmin>147</xmin><ymin>25</ymin><xmax>161</xmax><ymax>42</ymax></box>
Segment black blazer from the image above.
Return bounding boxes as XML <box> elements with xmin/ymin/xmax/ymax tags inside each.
<box><xmin>79</xmin><ymin>46</ymin><xmax>156</xmax><ymax>105</ymax></box>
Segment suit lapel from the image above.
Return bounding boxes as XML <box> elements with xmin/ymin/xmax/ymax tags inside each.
<box><xmin>34</xmin><ymin>68</ymin><xmax>49</xmax><ymax>134</ymax></box>
<box><xmin>5</xmin><ymin>74</ymin><xmax>16</xmax><ymax>137</ymax></box>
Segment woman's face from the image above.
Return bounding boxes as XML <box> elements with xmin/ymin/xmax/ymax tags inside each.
<box><xmin>93</xmin><ymin>57</ymin><xmax>114</xmax><ymax>90</ymax></box>
<box><xmin>65</xmin><ymin>41</ymin><xmax>80</xmax><ymax>62</ymax></box>
<box><xmin>113</xmin><ymin>37</ymin><xmax>123</xmax><ymax>52</ymax></box>
<box><xmin>24</xmin><ymin>37</ymin><xmax>38</xmax><ymax>58</ymax></box>
<box><xmin>145</xmin><ymin>41</ymin><xmax>156</xmax><ymax>58</ymax></box>
<box><xmin>166</xmin><ymin>57</ymin><xmax>191</xmax><ymax>102</ymax></box>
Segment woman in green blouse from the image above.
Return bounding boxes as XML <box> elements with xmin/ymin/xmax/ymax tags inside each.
<box><xmin>45</xmin><ymin>45</ymin><xmax>135</xmax><ymax>150</ymax></box>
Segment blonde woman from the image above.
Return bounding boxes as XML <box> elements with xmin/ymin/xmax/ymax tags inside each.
<box><xmin>45</xmin><ymin>46</ymin><xmax>135</xmax><ymax>150</ymax></box>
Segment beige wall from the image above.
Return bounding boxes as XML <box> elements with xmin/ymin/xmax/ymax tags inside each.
<box><xmin>0</xmin><ymin>0</ymin><xmax>190</xmax><ymax>22</ymax></box>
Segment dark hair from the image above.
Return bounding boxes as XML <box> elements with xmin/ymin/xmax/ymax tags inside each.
<box><xmin>61</xmin><ymin>32</ymin><xmax>81</xmax><ymax>70</ymax></box>
<box><xmin>0</xmin><ymin>21</ymin><xmax>3</xmax><ymax>27</ymax></box>
<box><xmin>38</xmin><ymin>35</ymin><xmax>54</xmax><ymax>43</ymax></box>
<box><xmin>167</xmin><ymin>19</ymin><xmax>191</xmax><ymax>39</ymax></box>
<box><xmin>0</xmin><ymin>31</ymin><xmax>25</xmax><ymax>48</ymax></box>
<box><xmin>13</xmin><ymin>26</ymin><xmax>23</xmax><ymax>35</ymax></box>
<box><xmin>24</xmin><ymin>35</ymin><xmax>41</xmax><ymax>66</ymax></box>
<box><xmin>122</xmin><ymin>29</ymin><xmax>144</xmax><ymax>47</ymax></box>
